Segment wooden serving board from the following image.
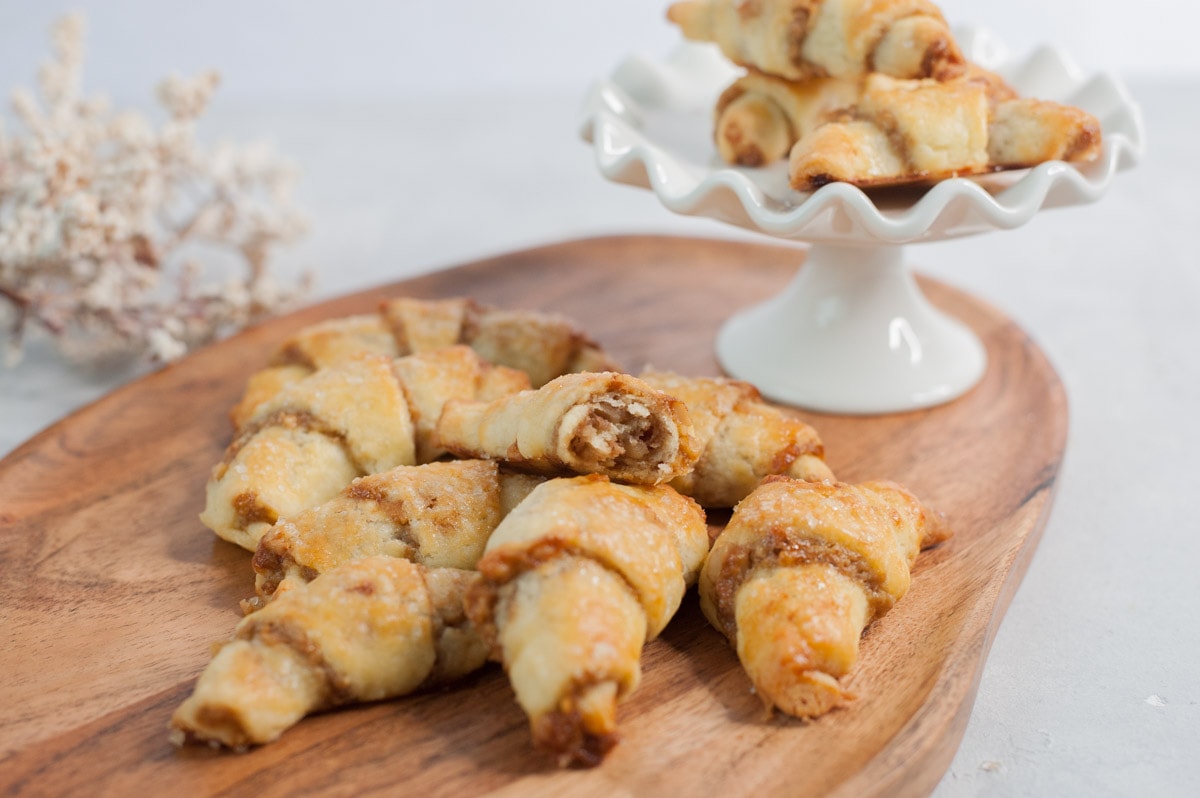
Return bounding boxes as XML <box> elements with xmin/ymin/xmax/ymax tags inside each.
<box><xmin>0</xmin><ymin>236</ymin><xmax>1066</xmax><ymax>797</ymax></box>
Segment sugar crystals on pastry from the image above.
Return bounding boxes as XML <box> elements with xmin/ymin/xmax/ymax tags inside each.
<box><xmin>639</xmin><ymin>369</ymin><xmax>833</xmax><ymax>506</ymax></box>
<box><xmin>699</xmin><ymin>476</ymin><xmax>949</xmax><ymax>718</ymax></box>
<box><xmin>171</xmin><ymin>557</ymin><xmax>488</xmax><ymax>749</ymax></box>
<box><xmin>202</xmin><ymin>347</ymin><xmax>529</xmax><ymax>552</ymax></box>
<box><xmin>251</xmin><ymin>460</ymin><xmax>545</xmax><ymax>604</ymax></box>
<box><xmin>464</xmin><ymin>475</ymin><xmax>710</xmax><ymax>766</ymax></box>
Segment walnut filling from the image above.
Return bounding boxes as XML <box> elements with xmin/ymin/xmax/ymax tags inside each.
<box><xmin>531</xmin><ymin>680</ymin><xmax>621</xmax><ymax>768</ymax></box>
<box><xmin>251</xmin><ymin>546</ymin><xmax>286</xmax><ymax>597</ymax></box>
<box><xmin>565</xmin><ymin>393</ymin><xmax>671</xmax><ymax>472</ymax></box>
<box><xmin>251</xmin><ymin>542</ymin><xmax>318</xmax><ymax>601</ymax></box>
<box><xmin>233</xmin><ymin>491</ymin><xmax>277</xmax><ymax>528</ymax></box>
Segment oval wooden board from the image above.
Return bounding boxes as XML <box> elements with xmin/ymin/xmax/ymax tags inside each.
<box><xmin>0</xmin><ymin>235</ymin><xmax>1066</xmax><ymax>797</ymax></box>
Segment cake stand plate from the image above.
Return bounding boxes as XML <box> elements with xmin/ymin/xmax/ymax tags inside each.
<box><xmin>581</xmin><ymin>28</ymin><xmax>1144</xmax><ymax>413</ymax></box>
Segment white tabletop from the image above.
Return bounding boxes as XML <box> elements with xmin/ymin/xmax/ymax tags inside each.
<box><xmin>1</xmin><ymin>77</ymin><xmax>1196</xmax><ymax>796</ymax></box>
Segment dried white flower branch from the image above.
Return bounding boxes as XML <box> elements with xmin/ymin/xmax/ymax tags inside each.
<box><xmin>0</xmin><ymin>13</ymin><xmax>309</xmax><ymax>367</ymax></box>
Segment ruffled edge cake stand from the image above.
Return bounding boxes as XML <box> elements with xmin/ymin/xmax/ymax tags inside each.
<box><xmin>581</xmin><ymin>28</ymin><xmax>1145</xmax><ymax>414</ymax></box>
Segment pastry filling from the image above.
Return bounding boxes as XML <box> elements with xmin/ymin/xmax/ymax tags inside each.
<box><xmin>531</xmin><ymin>680</ymin><xmax>621</xmax><ymax>768</ymax></box>
<box><xmin>252</xmin><ymin>543</ymin><xmax>318</xmax><ymax>601</ymax></box>
<box><xmin>565</xmin><ymin>393</ymin><xmax>671</xmax><ymax>472</ymax></box>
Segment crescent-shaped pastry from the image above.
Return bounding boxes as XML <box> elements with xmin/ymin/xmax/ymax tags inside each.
<box><xmin>251</xmin><ymin>460</ymin><xmax>545</xmax><ymax>604</ymax></box>
<box><xmin>699</xmin><ymin>476</ymin><xmax>949</xmax><ymax>718</ymax></box>
<box><xmin>639</xmin><ymin>369</ymin><xmax>833</xmax><ymax>506</ymax></box>
<box><xmin>170</xmin><ymin>557</ymin><xmax>488</xmax><ymax>749</ymax></box>
<box><xmin>667</xmin><ymin>0</ymin><xmax>965</xmax><ymax>82</ymax></box>
<box><xmin>434</xmin><ymin>372</ymin><xmax>701</xmax><ymax>486</ymax></box>
<box><xmin>714</xmin><ymin>66</ymin><xmax>1102</xmax><ymax>190</ymax></box>
<box><xmin>231</xmin><ymin>297</ymin><xmax>620</xmax><ymax>428</ymax></box>
<box><xmin>464</xmin><ymin>475</ymin><xmax>709</xmax><ymax>766</ymax></box>
<box><xmin>202</xmin><ymin>347</ymin><xmax>529</xmax><ymax>552</ymax></box>
<box><xmin>383</xmin><ymin>297</ymin><xmax>621</xmax><ymax>389</ymax></box>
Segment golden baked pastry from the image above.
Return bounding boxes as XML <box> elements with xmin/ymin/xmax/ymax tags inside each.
<box><xmin>389</xmin><ymin>343</ymin><xmax>530</xmax><ymax>463</ymax></box>
<box><xmin>715</xmin><ymin>66</ymin><xmax>1102</xmax><ymax>189</ymax></box>
<box><xmin>639</xmin><ymin>369</ymin><xmax>833</xmax><ymax>506</ymax></box>
<box><xmin>251</xmin><ymin>460</ymin><xmax>545</xmax><ymax>604</ymax></box>
<box><xmin>434</xmin><ymin>371</ymin><xmax>701</xmax><ymax>486</ymax></box>
<box><xmin>231</xmin><ymin>296</ymin><xmax>620</xmax><ymax>428</ymax></box>
<box><xmin>170</xmin><ymin>557</ymin><xmax>488</xmax><ymax>749</ymax></box>
<box><xmin>202</xmin><ymin>347</ymin><xmax>529</xmax><ymax>552</ymax></box>
<box><xmin>699</xmin><ymin>476</ymin><xmax>949</xmax><ymax>718</ymax></box>
<box><xmin>715</xmin><ymin>70</ymin><xmax>862</xmax><ymax>166</ymax></box>
<box><xmin>464</xmin><ymin>475</ymin><xmax>709</xmax><ymax>766</ymax></box>
<box><xmin>667</xmin><ymin>0</ymin><xmax>965</xmax><ymax>82</ymax></box>
<box><xmin>384</xmin><ymin>297</ymin><xmax>620</xmax><ymax>388</ymax></box>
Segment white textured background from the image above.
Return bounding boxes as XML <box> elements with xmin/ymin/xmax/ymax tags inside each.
<box><xmin>0</xmin><ymin>0</ymin><xmax>1197</xmax><ymax>105</ymax></box>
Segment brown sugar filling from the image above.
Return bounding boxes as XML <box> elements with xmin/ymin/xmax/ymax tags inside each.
<box><xmin>252</xmin><ymin>543</ymin><xmax>319</xmax><ymax>600</ymax></box>
<box><xmin>566</xmin><ymin>393</ymin><xmax>670</xmax><ymax>472</ymax></box>
<box><xmin>531</xmin><ymin>681</ymin><xmax>621</xmax><ymax>768</ymax></box>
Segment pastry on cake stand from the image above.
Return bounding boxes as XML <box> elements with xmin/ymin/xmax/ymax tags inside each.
<box><xmin>580</xmin><ymin>28</ymin><xmax>1144</xmax><ymax>414</ymax></box>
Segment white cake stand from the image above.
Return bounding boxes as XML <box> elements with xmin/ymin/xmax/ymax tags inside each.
<box><xmin>581</xmin><ymin>28</ymin><xmax>1144</xmax><ymax>414</ymax></box>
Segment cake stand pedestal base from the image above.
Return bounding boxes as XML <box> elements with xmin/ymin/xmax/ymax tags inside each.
<box><xmin>716</xmin><ymin>243</ymin><xmax>987</xmax><ymax>414</ymax></box>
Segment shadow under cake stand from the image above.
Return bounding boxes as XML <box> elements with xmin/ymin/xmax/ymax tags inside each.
<box><xmin>581</xmin><ymin>30</ymin><xmax>1144</xmax><ymax>414</ymax></box>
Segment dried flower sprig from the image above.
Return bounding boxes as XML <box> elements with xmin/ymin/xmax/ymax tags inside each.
<box><xmin>0</xmin><ymin>13</ymin><xmax>309</xmax><ymax>367</ymax></box>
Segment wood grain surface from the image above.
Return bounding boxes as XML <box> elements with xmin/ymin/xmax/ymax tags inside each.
<box><xmin>0</xmin><ymin>235</ymin><xmax>1067</xmax><ymax>797</ymax></box>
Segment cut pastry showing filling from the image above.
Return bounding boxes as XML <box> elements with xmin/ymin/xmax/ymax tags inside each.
<box><xmin>714</xmin><ymin>66</ymin><xmax>1102</xmax><ymax>190</ymax></box>
<box><xmin>639</xmin><ymin>369</ymin><xmax>833</xmax><ymax>507</ymax></box>
<box><xmin>560</xmin><ymin>392</ymin><xmax>666</xmax><ymax>472</ymax></box>
<box><xmin>464</xmin><ymin>476</ymin><xmax>710</xmax><ymax>766</ymax></box>
<box><xmin>251</xmin><ymin>460</ymin><xmax>545</xmax><ymax>605</ymax></box>
<box><xmin>170</xmin><ymin>557</ymin><xmax>489</xmax><ymax>750</ymax></box>
<box><xmin>667</xmin><ymin>0</ymin><xmax>966</xmax><ymax>82</ymax></box>
<box><xmin>435</xmin><ymin>372</ymin><xmax>700</xmax><ymax>485</ymax></box>
<box><xmin>231</xmin><ymin>297</ymin><xmax>620</xmax><ymax>428</ymax></box>
<box><xmin>698</xmin><ymin>476</ymin><xmax>949</xmax><ymax>718</ymax></box>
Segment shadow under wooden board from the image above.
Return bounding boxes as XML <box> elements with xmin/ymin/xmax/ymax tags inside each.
<box><xmin>0</xmin><ymin>235</ymin><xmax>1066</xmax><ymax>797</ymax></box>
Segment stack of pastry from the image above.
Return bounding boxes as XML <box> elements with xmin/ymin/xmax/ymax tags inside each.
<box><xmin>176</xmin><ymin>300</ymin><xmax>722</xmax><ymax>759</ymax></box>
<box><xmin>173</xmin><ymin>294</ymin><xmax>947</xmax><ymax>768</ymax></box>
<box><xmin>667</xmin><ymin>0</ymin><xmax>1102</xmax><ymax>189</ymax></box>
